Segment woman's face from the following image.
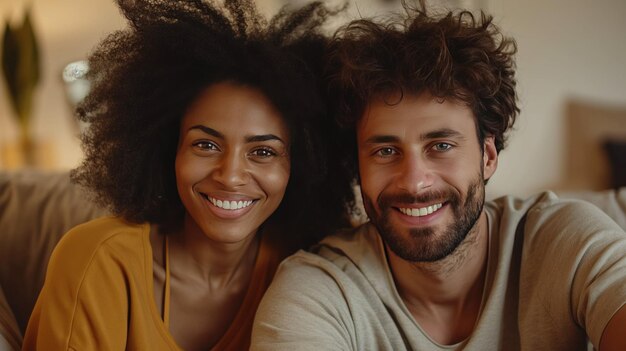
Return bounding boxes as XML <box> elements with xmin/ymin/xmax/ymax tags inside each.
<box><xmin>175</xmin><ymin>81</ymin><xmax>290</xmax><ymax>243</ymax></box>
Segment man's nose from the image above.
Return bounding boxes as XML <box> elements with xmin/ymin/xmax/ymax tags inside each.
<box><xmin>396</xmin><ymin>152</ymin><xmax>434</xmax><ymax>194</ymax></box>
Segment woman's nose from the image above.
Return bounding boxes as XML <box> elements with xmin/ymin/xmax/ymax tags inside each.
<box><xmin>212</xmin><ymin>152</ymin><xmax>248</xmax><ymax>188</ymax></box>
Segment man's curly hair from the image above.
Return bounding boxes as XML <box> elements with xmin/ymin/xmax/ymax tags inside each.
<box><xmin>72</xmin><ymin>0</ymin><xmax>355</xmax><ymax>246</ymax></box>
<box><xmin>326</xmin><ymin>5</ymin><xmax>520</xmax><ymax>179</ymax></box>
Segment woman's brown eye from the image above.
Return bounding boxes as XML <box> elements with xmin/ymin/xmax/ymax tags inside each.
<box><xmin>193</xmin><ymin>141</ymin><xmax>218</xmax><ymax>150</ymax></box>
<box><xmin>252</xmin><ymin>148</ymin><xmax>276</xmax><ymax>157</ymax></box>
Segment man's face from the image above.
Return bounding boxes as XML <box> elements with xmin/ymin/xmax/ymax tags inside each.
<box><xmin>357</xmin><ymin>92</ymin><xmax>497</xmax><ymax>262</ymax></box>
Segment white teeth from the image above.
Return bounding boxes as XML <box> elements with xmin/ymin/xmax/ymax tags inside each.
<box><xmin>400</xmin><ymin>203</ymin><xmax>443</xmax><ymax>217</ymax></box>
<box><xmin>207</xmin><ymin>196</ymin><xmax>254</xmax><ymax>211</ymax></box>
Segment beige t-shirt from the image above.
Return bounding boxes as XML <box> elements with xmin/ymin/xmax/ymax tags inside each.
<box><xmin>252</xmin><ymin>192</ymin><xmax>626</xmax><ymax>350</ymax></box>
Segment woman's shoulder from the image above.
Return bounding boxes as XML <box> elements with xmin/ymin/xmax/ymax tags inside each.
<box><xmin>50</xmin><ymin>216</ymin><xmax>150</xmax><ymax>272</ymax></box>
<box><xmin>26</xmin><ymin>217</ymin><xmax>156</xmax><ymax>350</ymax></box>
<box><xmin>59</xmin><ymin>216</ymin><xmax>148</xmax><ymax>250</ymax></box>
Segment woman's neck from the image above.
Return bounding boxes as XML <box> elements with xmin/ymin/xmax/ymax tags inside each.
<box><xmin>166</xmin><ymin>215</ymin><xmax>261</xmax><ymax>291</ymax></box>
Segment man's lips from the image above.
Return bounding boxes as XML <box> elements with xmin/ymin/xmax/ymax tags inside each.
<box><xmin>396</xmin><ymin>202</ymin><xmax>444</xmax><ymax>217</ymax></box>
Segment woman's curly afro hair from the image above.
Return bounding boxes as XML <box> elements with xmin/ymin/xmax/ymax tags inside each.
<box><xmin>72</xmin><ymin>0</ymin><xmax>355</xmax><ymax>247</ymax></box>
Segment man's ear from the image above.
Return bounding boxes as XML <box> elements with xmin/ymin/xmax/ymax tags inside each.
<box><xmin>483</xmin><ymin>136</ymin><xmax>498</xmax><ymax>181</ymax></box>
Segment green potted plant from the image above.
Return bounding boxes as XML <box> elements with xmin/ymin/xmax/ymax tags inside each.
<box><xmin>1</xmin><ymin>7</ymin><xmax>41</xmax><ymax>165</ymax></box>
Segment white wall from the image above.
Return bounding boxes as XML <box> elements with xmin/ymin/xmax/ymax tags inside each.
<box><xmin>1</xmin><ymin>0</ymin><xmax>625</xmax><ymax>199</ymax></box>
<box><xmin>485</xmin><ymin>0</ymin><xmax>626</xmax><ymax>198</ymax></box>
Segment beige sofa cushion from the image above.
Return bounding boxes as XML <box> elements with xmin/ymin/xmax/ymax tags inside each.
<box><xmin>0</xmin><ymin>171</ymin><xmax>107</xmax><ymax>334</ymax></box>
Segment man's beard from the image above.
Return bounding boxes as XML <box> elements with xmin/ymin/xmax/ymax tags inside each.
<box><xmin>363</xmin><ymin>173</ymin><xmax>485</xmax><ymax>263</ymax></box>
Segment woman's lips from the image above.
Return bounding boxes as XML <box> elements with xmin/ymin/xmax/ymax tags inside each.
<box><xmin>200</xmin><ymin>193</ymin><xmax>258</xmax><ymax>219</ymax></box>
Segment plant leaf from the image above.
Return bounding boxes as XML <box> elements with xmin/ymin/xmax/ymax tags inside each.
<box><xmin>1</xmin><ymin>8</ymin><xmax>41</xmax><ymax>128</ymax></box>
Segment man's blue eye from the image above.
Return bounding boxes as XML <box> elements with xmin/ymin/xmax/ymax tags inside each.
<box><xmin>377</xmin><ymin>147</ymin><xmax>395</xmax><ymax>156</ymax></box>
<box><xmin>433</xmin><ymin>143</ymin><xmax>452</xmax><ymax>151</ymax></box>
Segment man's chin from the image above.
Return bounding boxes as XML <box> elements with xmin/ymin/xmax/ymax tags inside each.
<box><xmin>385</xmin><ymin>239</ymin><xmax>458</xmax><ymax>262</ymax></box>
<box><xmin>385</xmin><ymin>213</ymin><xmax>441</xmax><ymax>239</ymax></box>
<box><xmin>380</xmin><ymin>227</ymin><xmax>438</xmax><ymax>262</ymax></box>
<box><xmin>378</xmin><ymin>218</ymin><xmax>470</xmax><ymax>262</ymax></box>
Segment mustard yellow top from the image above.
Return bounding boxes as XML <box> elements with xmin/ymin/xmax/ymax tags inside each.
<box><xmin>22</xmin><ymin>216</ymin><xmax>286</xmax><ymax>350</ymax></box>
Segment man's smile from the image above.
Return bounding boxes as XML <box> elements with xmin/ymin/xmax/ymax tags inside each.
<box><xmin>397</xmin><ymin>203</ymin><xmax>444</xmax><ymax>217</ymax></box>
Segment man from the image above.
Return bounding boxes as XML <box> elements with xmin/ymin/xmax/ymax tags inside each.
<box><xmin>251</xmin><ymin>8</ymin><xmax>626</xmax><ymax>351</ymax></box>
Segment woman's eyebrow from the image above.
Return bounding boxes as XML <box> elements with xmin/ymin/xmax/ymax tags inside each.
<box><xmin>189</xmin><ymin>125</ymin><xmax>223</xmax><ymax>139</ymax></box>
<box><xmin>245</xmin><ymin>134</ymin><xmax>285</xmax><ymax>144</ymax></box>
<box><xmin>189</xmin><ymin>125</ymin><xmax>285</xmax><ymax>145</ymax></box>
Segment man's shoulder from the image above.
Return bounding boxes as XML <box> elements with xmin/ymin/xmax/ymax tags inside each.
<box><xmin>488</xmin><ymin>191</ymin><xmax>622</xmax><ymax>229</ymax></box>
<box><xmin>274</xmin><ymin>223</ymin><xmax>386</xmax><ymax>287</ymax></box>
<box><xmin>487</xmin><ymin>191</ymin><xmax>625</xmax><ymax>249</ymax></box>
<box><xmin>317</xmin><ymin>223</ymin><xmax>380</xmax><ymax>256</ymax></box>
<box><xmin>486</xmin><ymin>191</ymin><xmax>562</xmax><ymax>217</ymax></box>
<box><xmin>281</xmin><ymin>223</ymin><xmax>376</xmax><ymax>269</ymax></box>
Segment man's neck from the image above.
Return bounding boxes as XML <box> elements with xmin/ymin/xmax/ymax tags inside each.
<box><xmin>386</xmin><ymin>212</ymin><xmax>490</xmax><ymax>345</ymax></box>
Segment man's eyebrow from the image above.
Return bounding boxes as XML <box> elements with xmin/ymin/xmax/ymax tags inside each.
<box><xmin>364</xmin><ymin>135</ymin><xmax>400</xmax><ymax>144</ymax></box>
<box><xmin>189</xmin><ymin>125</ymin><xmax>223</xmax><ymax>139</ymax></box>
<box><xmin>421</xmin><ymin>128</ymin><xmax>465</xmax><ymax>141</ymax></box>
<box><xmin>364</xmin><ymin>129</ymin><xmax>465</xmax><ymax>144</ymax></box>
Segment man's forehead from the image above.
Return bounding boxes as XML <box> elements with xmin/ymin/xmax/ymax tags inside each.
<box><xmin>357</xmin><ymin>92</ymin><xmax>476</xmax><ymax>135</ymax></box>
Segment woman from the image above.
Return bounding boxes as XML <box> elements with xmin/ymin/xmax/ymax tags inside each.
<box><xmin>22</xmin><ymin>0</ymin><xmax>354</xmax><ymax>350</ymax></box>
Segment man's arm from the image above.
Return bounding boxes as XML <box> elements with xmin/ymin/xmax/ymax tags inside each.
<box><xmin>523</xmin><ymin>197</ymin><xmax>626</xmax><ymax>348</ymax></box>
<box><xmin>251</xmin><ymin>255</ymin><xmax>355</xmax><ymax>351</ymax></box>
<box><xmin>600</xmin><ymin>304</ymin><xmax>626</xmax><ymax>351</ymax></box>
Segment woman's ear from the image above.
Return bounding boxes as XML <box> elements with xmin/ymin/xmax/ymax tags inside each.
<box><xmin>483</xmin><ymin>136</ymin><xmax>498</xmax><ymax>181</ymax></box>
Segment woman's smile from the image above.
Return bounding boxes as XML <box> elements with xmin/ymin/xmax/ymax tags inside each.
<box><xmin>175</xmin><ymin>81</ymin><xmax>290</xmax><ymax>244</ymax></box>
<box><xmin>200</xmin><ymin>192</ymin><xmax>258</xmax><ymax>219</ymax></box>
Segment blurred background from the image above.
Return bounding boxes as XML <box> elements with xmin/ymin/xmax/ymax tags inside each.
<box><xmin>0</xmin><ymin>0</ymin><xmax>625</xmax><ymax>199</ymax></box>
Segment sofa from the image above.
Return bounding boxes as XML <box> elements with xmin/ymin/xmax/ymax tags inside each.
<box><xmin>0</xmin><ymin>171</ymin><xmax>625</xmax><ymax>350</ymax></box>
<box><xmin>0</xmin><ymin>171</ymin><xmax>107</xmax><ymax>350</ymax></box>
